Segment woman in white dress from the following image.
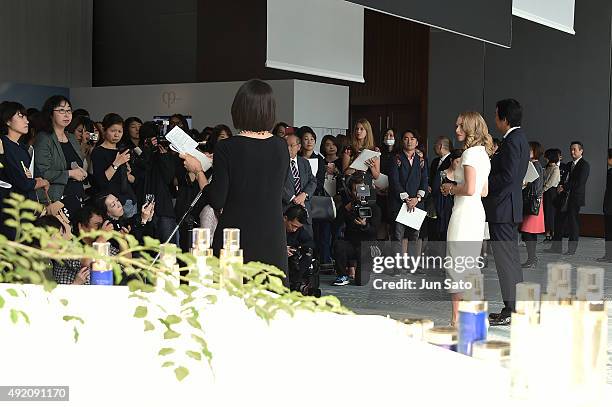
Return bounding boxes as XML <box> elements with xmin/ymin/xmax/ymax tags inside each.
<box><xmin>441</xmin><ymin>112</ymin><xmax>494</xmax><ymax>325</ymax></box>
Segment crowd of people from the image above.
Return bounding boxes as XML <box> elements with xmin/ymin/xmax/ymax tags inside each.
<box><xmin>0</xmin><ymin>89</ymin><xmax>610</xmax><ymax>324</ymax></box>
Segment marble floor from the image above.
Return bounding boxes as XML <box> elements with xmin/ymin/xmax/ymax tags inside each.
<box><xmin>321</xmin><ymin>236</ymin><xmax>612</xmax><ymax>383</ymax></box>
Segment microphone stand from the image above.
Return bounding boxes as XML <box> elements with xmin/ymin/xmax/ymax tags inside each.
<box><xmin>151</xmin><ymin>189</ymin><xmax>204</xmax><ymax>265</ymax></box>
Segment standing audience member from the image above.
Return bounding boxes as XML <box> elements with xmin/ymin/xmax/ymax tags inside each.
<box><xmin>121</xmin><ymin>117</ymin><xmax>143</xmax><ymax>149</ymax></box>
<box><xmin>378</xmin><ymin>128</ymin><xmax>399</xmax><ymax>238</ymax></box>
<box><xmin>388</xmin><ymin>129</ymin><xmax>428</xmax><ymax>263</ymax></box>
<box><xmin>321</xmin><ymin>134</ymin><xmax>342</xmax><ymax>177</ymax></box>
<box><xmin>284</xmin><ymin>133</ymin><xmax>317</xmax><ymax>238</ymax></box>
<box><xmin>342</xmin><ymin>119</ymin><xmax>381</xmax><ymax>180</ymax></box>
<box><xmin>34</xmin><ymin>96</ymin><xmax>87</xmax><ymax>215</ymax></box>
<box><xmin>542</xmin><ymin>148</ymin><xmax>561</xmax><ymax>241</ymax></box>
<box><xmin>298</xmin><ymin>126</ymin><xmax>325</xmax><ymax>195</ymax></box>
<box><xmin>598</xmin><ymin>148</ymin><xmax>612</xmax><ymax>262</ymax></box>
<box><xmin>91</xmin><ymin>113</ymin><xmax>137</xmax><ymax>217</ymax></box>
<box><xmin>0</xmin><ymin>101</ymin><xmax>49</xmax><ymax>203</ymax></box>
<box><xmin>520</xmin><ymin>142</ymin><xmax>545</xmax><ymax>268</ymax></box>
<box><xmin>318</xmin><ymin>134</ymin><xmax>342</xmax><ymax>264</ymax></box>
<box><xmin>484</xmin><ymin>99</ymin><xmax>530</xmax><ymax>326</ymax></box>
<box><xmin>437</xmin><ymin>149</ymin><xmax>463</xmax><ymax>241</ymax></box>
<box><xmin>273</xmin><ymin>122</ymin><xmax>289</xmax><ymax>139</ymax></box>
<box><xmin>427</xmin><ymin>136</ymin><xmax>453</xmax><ymax>244</ymax></box>
<box><xmin>546</xmin><ymin>141</ymin><xmax>590</xmax><ymax>255</ymax></box>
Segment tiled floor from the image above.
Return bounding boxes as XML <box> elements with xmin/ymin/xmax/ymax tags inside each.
<box><xmin>321</xmin><ymin>237</ymin><xmax>612</xmax><ymax>383</ymax></box>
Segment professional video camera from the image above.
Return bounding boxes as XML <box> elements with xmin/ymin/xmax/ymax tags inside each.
<box><xmin>288</xmin><ymin>246</ymin><xmax>321</xmax><ymax>297</ymax></box>
<box><xmin>352</xmin><ymin>183</ymin><xmax>373</xmax><ymax>219</ymax></box>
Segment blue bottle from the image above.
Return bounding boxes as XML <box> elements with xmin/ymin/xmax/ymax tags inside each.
<box><xmin>90</xmin><ymin>242</ymin><xmax>113</xmax><ymax>285</ymax></box>
<box><xmin>457</xmin><ymin>274</ymin><xmax>487</xmax><ymax>356</ymax></box>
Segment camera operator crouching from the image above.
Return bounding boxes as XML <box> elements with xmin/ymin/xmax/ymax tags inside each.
<box><xmin>332</xmin><ymin>174</ymin><xmax>381</xmax><ymax>286</ymax></box>
<box><xmin>284</xmin><ymin>204</ymin><xmax>321</xmax><ymax>297</ymax></box>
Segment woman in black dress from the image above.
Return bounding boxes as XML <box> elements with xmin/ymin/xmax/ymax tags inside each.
<box><xmin>181</xmin><ymin>79</ymin><xmax>290</xmax><ymax>274</ymax></box>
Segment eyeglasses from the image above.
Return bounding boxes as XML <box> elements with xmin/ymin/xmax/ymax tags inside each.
<box><xmin>53</xmin><ymin>108</ymin><xmax>72</xmax><ymax>115</ymax></box>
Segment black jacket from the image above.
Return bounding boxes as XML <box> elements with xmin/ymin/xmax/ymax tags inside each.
<box><xmin>336</xmin><ymin>200</ymin><xmax>381</xmax><ymax>245</ymax></box>
<box><xmin>562</xmin><ymin>158</ymin><xmax>590</xmax><ymax>208</ymax></box>
<box><xmin>603</xmin><ymin>167</ymin><xmax>612</xmax><ymax>214</ymax></box>
<box><xmin>483</xmin><ymin>127</ymin><xmax>530</xmax><ymax>224</ymax></box>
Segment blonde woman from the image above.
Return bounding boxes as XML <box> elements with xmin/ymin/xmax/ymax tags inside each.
<box><xmin>342</xmin><ymin>118</ymin><xmax>380</xmax><ymax>177</ymax></box>
<box><xmin>441</xmin><ymin>112</ymin><xmax>493</xmax><ymax>325</ymax></box>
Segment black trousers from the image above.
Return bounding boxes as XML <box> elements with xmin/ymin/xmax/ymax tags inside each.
<box><xmin>552</xmin><ymin>203</ymin><xmax>580</xmax><ymax>253</ymax></box>
<box><xmin>333</xmin><ymin>240</ymin><xmax>360</xmax><ymax>276</ymax></box>
<box><xmin>605</xmin><ymin>214</ymin><xmax>612</xmax><ymax>258</ymax></box>
<box><xmin>489</xmin><ymin>222</ymin><xmax>523</xmax><ymax>311</ymax></box>
<box><xmin>522</xmin><ymin>232</ymin><xmax>537</xmax><ymax>261</ymax></box>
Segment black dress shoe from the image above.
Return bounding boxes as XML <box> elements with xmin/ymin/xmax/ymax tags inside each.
<box><xmin>488</xmin><ymin>308</ymin><xmax>512</xmax><ymax>321</ymax></box>
<box><xmin>521</xmin><ymin>259</ymin><xmax>538</xmax><ymax>268</ymax></box>
<box><xmin>596</xmin><ymin>257</ymin><xmax>612</xmax><ymax>263</ymax></box>
<box><xmin>489</xmin><ymin>314</ymin><xmax>511</xmax><ymax>326</ymax></box>
<box><xmin>543</xmin><ymin>248</ymin><xmax>562</xmax><ymax>254</ymax></box>
<box><xmin>563</xmin><ymin>251</ymin><xmax>576</xmax><ymax>256</ymax></box>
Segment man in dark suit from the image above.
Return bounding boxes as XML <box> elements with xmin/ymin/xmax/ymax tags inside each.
<box><xmin>389</xmin><ymin>129</ymin><xmax>428</xmax><ymax>263</ymax></box>
<box><xmin>546</xmin><ymin>141</ymin><xmax>590</xmax><ymax>255</ymax></box>
<box><xmin>283</xmin><ymin>133</ymin><xmax>317</xmax><ymax>238</ymax></box>
<box><xmin>598</xmin><ymin>149</ymin><xmax>612</xmax><ymax>262</ymax></box>
<box><xmin>483</xmin><ymin>99</ymin><xmax>530</xmax><ymax>326</ymax></box>
<box><xmin>426</xmin><ymin>136</ymin><xmax>453</xmax><ymax>243</ymax></box>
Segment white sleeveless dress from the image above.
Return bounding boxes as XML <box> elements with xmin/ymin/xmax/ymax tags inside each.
<box><xmin>445</xmin><ymin>146</ymin><xmax>491</xmax><ymax>292</ymax></box>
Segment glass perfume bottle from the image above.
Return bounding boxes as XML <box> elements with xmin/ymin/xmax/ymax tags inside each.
<box><xmin>219</xmin><ymin>228</ymin><xmax>243</xmax><ymax>288</ymax></box>
<box><xmin>472</xmin><ymin>340</ymin><xmax>511</xmax><ymax>369</ymax></box>
<box><xmin>573</xmin><ymin>266</ymin><xmax>607</xmax><ymax>406</ymax></box>
<box><xmin>510</xmin><ymin>282</ymin><xmax>541</xmax><ymax>399</ymax></box>
<box><xmin>91</xmin><ymin>242</ymin><xmax>113</xmax><ymax>285</ymax></box>
<box><xmin>399</xmin><ymin>318</ymin><xmax>434</xmax><ymax>340</ymax></box>
<box><xmin>190</xmin><ymin>228</ymin><xmax>213</xmax><ymax>282</ymax></box>
<box><xmin>457</xmin><ymin>274</ymin><xmax>487</xmax><ymax>356</ymax></box>
<box><xmin>425</xmin><ymin>326</ymin><xmax>458</xmax><ymax>351</ymax></box>
<box><xmin>159</xmin><ymin>243</ymin><xmax>180</xmax><ymax>288</ymax></box>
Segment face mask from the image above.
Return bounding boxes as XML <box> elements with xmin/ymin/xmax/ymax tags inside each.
<box><xmin>384</xmin><ymin>139</ymin><xmax>395</xmax><ymax>146</ymax></box>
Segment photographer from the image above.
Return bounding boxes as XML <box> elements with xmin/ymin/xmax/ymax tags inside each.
<box><xmin>284</xmin><ymin>205</ymin><xmax>316</xmax><ymax>292</ymax></box>
<box><xmin>137</xmin><ymin>121</ymin><xmax>178</xmax><ymax>243</ymax></box>
<box><xmin>332</xmin><ymin>174</ymin><xmax>381</xmax><ymax>286</ymax></box>
<box><xmin>96</xmin><ymin>193</ymin><xmax>155</xmax><ymax>245</ymax></box>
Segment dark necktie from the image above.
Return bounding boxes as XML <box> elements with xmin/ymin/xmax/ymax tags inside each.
<box><xmin>291</xmin><ymin>160</ymin><xmax>302</xmax><ymax>194</ymax></box>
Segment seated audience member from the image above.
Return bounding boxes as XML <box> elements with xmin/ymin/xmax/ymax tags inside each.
<box><xmin>598</xmin><ymin>148</ymin><xmax>612</xmax><ymax>262</ymax></box>
<box><xmin>33</xmin><ymin>215</ymin><xmax>89</xmax><ymax>285</ymax></box>
<box><xmin>284</xmin><ymin>205</ymin><xmax>316</xmax><ymax>292</ymax></box>
<box><xmin>0</xmin><ymin>101</ymin><xmax>49</xmax><ymax>203</ymax></box>
<box><xmin>96</xmin><ymin>193</ymin><xmax>155</xmax><ymax>244</ymax></box>
<box><xmin>332</xmin><ymin>174</ymin><xmax>381</xmax><ymax>286</ymax></box>
<box><xmin>91</xmin><ymin>113</ymin><xmax>137</xmax><ymax>216</ymax></box>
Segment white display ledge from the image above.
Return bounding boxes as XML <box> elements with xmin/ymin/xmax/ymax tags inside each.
<box><xmin>0</xmin><ymin>284</ymin><xmax>609</xmax><ymax>407</ymax></box>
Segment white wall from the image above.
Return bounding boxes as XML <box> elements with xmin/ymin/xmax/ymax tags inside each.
<box><xmin>70</xmin><ymin>80</ymin><xmax>349</xmax><ymax>136</ymax></box>
<box><xmin>70</xmin><ymin>81</ymin><xmax>296</xmax><ymax>132</ymax></box>
<box><xmin>0</xmin><ymin>0</ymin><xmax>92</xmax><ymax>87</ymax></box>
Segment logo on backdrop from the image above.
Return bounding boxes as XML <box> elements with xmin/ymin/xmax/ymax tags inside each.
<box><xmin>161</xmin><ymin>91</ymin><xmax>182</xmax><ymax>108</ymax></box>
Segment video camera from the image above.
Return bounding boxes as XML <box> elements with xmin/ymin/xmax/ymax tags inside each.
<box><xmin>352</xmin><ymin>183</ymin><xmax>373</xmax><ymax>219</ymax></box>
<box><xmin>287</xmin><ymin>246</ymin><xmax>320</xmax><ymax>297</ymax></box>
<box><xmin>153</xmin><ymin>119</ymin><xmax>170</xmax><ymax>149</ymax></box>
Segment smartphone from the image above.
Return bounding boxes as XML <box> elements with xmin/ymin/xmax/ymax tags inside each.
<box><xmin>145</xmin><ymin>194</ymin><xmax>155</xmax><ymax>206</ymax></box>
<box><xmin>70</xmin><ymin>161</ymin><xmax>79</xmax><ymax>170</ymax></box>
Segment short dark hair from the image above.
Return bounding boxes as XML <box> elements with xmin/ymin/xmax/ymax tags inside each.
<box><xmin>139</xmin><ymin>121</ymin><xmax>158</xmax><ymax>141</ymax></box>
<box><xmin>284</xmin><ymin>204</ymin><xmax>308</xmax><ymax>224</ymax></box>
<box><xmin>170</xmin><ymin>114</ymin><xmax>190</xmax><ymax>131</ymax></box>
<box><xmin>320</xmin><ymin>134</ymin><xmax>339</xmax><ymax>156</ymax></box>
<box><xmin>401</xmin><ymin>129</ymin><xmax>421</xmax><ymax>145</ymax></box>
<box><xmin>544</xmin><ymin>148</ymin><xmax>560</xmax><ymax>164</ymax></box>
<box><xmin>496</xmin><ymin>99</ymin><xmax>522</xmax><ymax>127</ymax></box>
<box><xmin>207</xmin><ymin>124</ymin><xmax>233</xmax><ymax>153</ymax></box>
<box><xmin>297</xmin><ymin>126</ymin><xmax>317</xmax><ymax>142</ymax></box>
<box><xmin>41</xmin><ymin>95</ymin><xmax>72</xmax><ymax>131</ymax></box>
<box><xmin>449</xmin><ymin>149</ymin><xmax>463</xmax><ymax>161</ymax></box>
<box><xmin>121</xmin><ymin>116</ymin><xmax>143</xmax><ymax>146</ymax></box>
<box><xmin>72</xmin><ymin>108</ymin><xmax>90</xmax><ymax>118</ymax></box>
<box><xmin>570</xmin><ymin>141</ymin><xmax>584</xmax><ymax>150</ymax></box>
<box><xmin>66</xmin><ymin>114</ymin><xmax>94</xmax><ymax>134</ymax></box>
<box><xmin>273</xmin><ymin>122</ymin><xmax>289</xmax><ymax>136</ymax></box>
<box><xmin>529</xmin><ymin>141</ymin><xmax>543</xmax><ymax>160</ymax></box>
<box><xmin>0</xmin><ymin>101</ymin><xmax>27</xmax><ymax>134</ymax></box>
<box><xmin>436</xmin><ymin>135</ymin><xmax>453</xmax><ymax>151</ymax></box>
<box><xmin>102</xmin><ymin>113</ymin><xmax>123</xmax><ymax>130</ymax></box>
<box><xmin>231</xmin><ymin>79</ymin><xmax>276</xmax><ymax>132</ymax></box>
<box><xmin>75</xmin><ymin>205</ymin><xmax>104</xmax><ymax>229</ymax></box>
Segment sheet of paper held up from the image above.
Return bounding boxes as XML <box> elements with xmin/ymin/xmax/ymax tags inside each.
<box><xmin>349</xmin><ymin>149</ymin><xmax>381</xmax><ymax>172</ymax></box>
<box><xmin>165</xmin><ymin>125</ymin><xmax>212</xmax><ymax>172</ymax></box>
<box><xmin>307</xmin><ymin>159</ymin><xmax>318</xmax><ymax>177</ymax></box>
<box><xmin>522</xmin><ymin>161</ymin><xmax>539</xmax><ymax>189</ymax></box>
<box><xmin>395</xmin><ymin>204</ymin><xmax>427</xmax><ymax>231</ymax></box>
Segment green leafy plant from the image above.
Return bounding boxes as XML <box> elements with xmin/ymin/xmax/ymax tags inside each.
<box><xmin>0</xmin><ymin>193</ymin><xmax>351</xmax><ymax>381</ymax></box>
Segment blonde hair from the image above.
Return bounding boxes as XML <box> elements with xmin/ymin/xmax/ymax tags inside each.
<box><xmin>350</xmin><ymin>118</ymin><xmax>375</xmax><ymax>153</ymax></box>
<box><xmin>459</xmin><ymin>111</ymin><xmax>494</xmax><ymax>156</ymax></box>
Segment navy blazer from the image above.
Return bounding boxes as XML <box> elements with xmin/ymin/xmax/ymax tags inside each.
<box><xmin>483</xmin><ymin>127</ymin><xmax>530</xmax><ymax>224</ymax></box>
<box><xmin>1</xmin><ymin>135</ymin><xmax>37</xmax><ymax>201</ymax></box>
<box><xmin>388</xmin><ymin>151</ymin><xmax>428</xmax><ymax>216</ymax></box>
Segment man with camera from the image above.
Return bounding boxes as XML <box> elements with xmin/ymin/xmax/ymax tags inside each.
<box><xmin>284</xmin><ymin>205</ymin><xmax>319</xmax><ymax>296</ymax></box>
<box><xmin>332</xmin><ymin>174</ymin><xmax>381</xmax><ymax>286</ymax></box>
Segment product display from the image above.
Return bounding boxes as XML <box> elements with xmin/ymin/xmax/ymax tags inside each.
<box><xmin>425</xmin><ymin>326</ymin><xmax>458</xmax><ymax>351</ymax></box>
<box><xmin>457</xmin><ymin>274</ymin><xmax>488</xmax><ymax>356</ymax></box>
<box><xmin>399</xmin><ymin>318</ymin><xmax>434</xmax><ymax>340</ymax></box>
<box><xmin>219</xmin><ymin>228</ymin><xmax>243</xmax><ymax>287</ymax></box>
<box><xmin>471</xmin><ymin>340</ymin><xmax>511</xmax><ymax>368</ymax></box>
<box><xmin>91</xmin><ymin>242</ymin><xmax>113</xmax><ymax>285</ymax></box>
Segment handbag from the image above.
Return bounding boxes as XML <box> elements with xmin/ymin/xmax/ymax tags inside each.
<box><xmin>309</xmin><ymin>196</ymin><xmax>336</xmax><ymax>221</ymax></box>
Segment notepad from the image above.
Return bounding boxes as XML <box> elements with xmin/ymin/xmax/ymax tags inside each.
<box><xmin>349</xmin><ymin>149</ymin><xmax>381</xmax><ymax>172</ymax></box>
